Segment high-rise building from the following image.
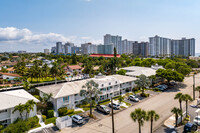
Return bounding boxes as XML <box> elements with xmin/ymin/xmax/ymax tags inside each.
<box><xmin>56</xmin><ymin>42</ymin><xmax>63</xmax><ymax>54</ymax></box>
<box><xmin>81</xmin><ymin>43</ymin><xmax>97</xmax><ymax>54</ymax></box>
<box><xmin>133</xmin><ymin>41</ymin><xmax>149</xmax><ymax>57</ymax></box>
<box><xmin>97</xmin><ymin>44</ymin><xmax>105</xmax><ymax>54</ymax></box>
<box><xmin>171</xmin><ymin>38</ymin><xmax>195</xmax><ymax>56</ymax></box>
<box><xmin>149</xmin><ymin>35</ymin><xmax>171</xmax><ymax>57</ymax></box>
<box><xmin>104</xmin><ymin>44</ymin><xmax>114</xmax><ymax>54</ymax></box>
<box><xmin>104</xmin><ymin>34</ymin><xmax>122</xmax><ymax>54</ymax></box>
<box><xmin>64</xmin><ymin>42</ymin><xmax>74</xmax><ymax>54</ymax></box>
<box><xmin>44</xmin><ymin>49</ymin><xmax>50</xmax><ymax>54</ymax></box>
<box><xmin>51</xmin><ymin>47</ymin><xmax>56</xmax><ymax>53</ymax></box>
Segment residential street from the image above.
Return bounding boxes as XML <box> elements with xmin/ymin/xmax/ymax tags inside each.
<box><xmin>61</xmin><ymin>74</ymin><xmax>200</xmax><ymax>133</ymax></box>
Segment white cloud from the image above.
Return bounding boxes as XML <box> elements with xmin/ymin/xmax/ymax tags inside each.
<box><xmin>0</xmin><ymin>27</ymin><xmax>102</xmax><ymax>52</ymax></box>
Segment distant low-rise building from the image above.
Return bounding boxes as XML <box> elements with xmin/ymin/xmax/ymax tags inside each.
<box><xmin>64</xmin><ymin>65</ymin><xmax>83</xmax><ymax>75</ymax></box>
<box><xmin>44</xmin><ymin>49</ymin><xmax>50</xmax><ymax>54</ymax></box>
<box><xmin>0</xmin><ymin>72</ymin><xmax>21</xmax><ymax>80</ymax></box>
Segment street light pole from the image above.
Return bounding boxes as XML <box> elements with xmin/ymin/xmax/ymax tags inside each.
<box><xmin>111</xmin><ymin>97</ymin><xmax>115</xmax><ymax>133</ymax></box>
<box><xmin>193</xmin><ymin>73</ymin><xmax>196</xmax><ymax>100</ymax></box>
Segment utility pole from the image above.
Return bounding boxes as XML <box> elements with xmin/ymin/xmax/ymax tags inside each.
<box><xmin>193</xmin><ymin>73</ymin><xmax>196</xmax><ymax>100</ymax></box>
<box><xmin>111</xmin><ymin>97</ymin><xmax>115</xmax><ymax>133</ymax></box>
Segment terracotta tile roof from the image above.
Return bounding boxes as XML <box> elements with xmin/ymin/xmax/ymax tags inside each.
<box><xmin>68</xmin><ymin>65</ymin><xmax>82</xmax><ymax>70</ymax></box>
<box><xmin>6</xmin><ymin>67</ymin><xmax>15</xmax><ymax>71</ymax></box>
<box><xmin>89</xmin><ymin>54</ymin><xmax>121</xmax><ymax>58</ymax></box>
<box><xmin>0</xmin><ymin>72</ymin><xmax>21</xmax><ymax>77</ymax></box>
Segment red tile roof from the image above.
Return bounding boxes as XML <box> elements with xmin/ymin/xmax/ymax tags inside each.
<box><xmin>89</xmin><ymin>54</ymin><xmax>121</xmax><ymax>58</ymax></box>
<box><xmin>68</xmin><ymin>65</ymin><xmax>82</xmax><ymax>70</ymax></box>
<box><xmin>0</xmin><ymin>72</ymin><xmax>21</xmax><ymax>77</ymax></box>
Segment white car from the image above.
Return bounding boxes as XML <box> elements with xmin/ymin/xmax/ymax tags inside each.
<box><xmin>109</xmin><ymin>102</ymin><xmax>120</xmax><ymax>110</ymax></box>
<box><xmin>193</xmin><ymin>116</ymin><xmax>200</xmax><ymax>125</ymax></box>
<box><xmin>128</xmin><ymin>95</ymin><xmax>139</xmax><ymax>102</ymax></box>
<box><xmin>71</xmin><ymin>115</ymin><xmax>84</xmax><ymax>124</ymax></box>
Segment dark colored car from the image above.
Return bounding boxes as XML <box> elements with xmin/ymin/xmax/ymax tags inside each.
<box><xmin>183</xmin><ymin>122</ymin><xmax>197</xmax><ymax>133</ymax></box>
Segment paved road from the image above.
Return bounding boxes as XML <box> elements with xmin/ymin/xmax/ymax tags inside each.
<box><xmin>61</xmin><ymin>74</ymin><xmax>200</xmax><ymax>133</ymax></box>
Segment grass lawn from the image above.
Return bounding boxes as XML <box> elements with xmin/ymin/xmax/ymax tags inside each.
<box><xmin>99</xmin><ymin>100</ymin><xmax>110</xmax><ymax>105</ymax></box>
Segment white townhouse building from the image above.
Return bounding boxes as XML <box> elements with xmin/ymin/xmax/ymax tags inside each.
<box><xmin>36</xmin><ymin>74</ymin><xmax>136</xmax><ymax>111</ymax></box>
<box><xmin>0</xmin><ymin>89</ymin><xmax>39</xmax><ymax>126</ymax></box>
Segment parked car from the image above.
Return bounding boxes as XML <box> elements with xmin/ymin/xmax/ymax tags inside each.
<box><xmin>161</xmin><ymin>84</ymin><xmax>168</xmax><ymax>89</ymax></box>
<box><xmin>193</xmin><ymin>116</ymin><xmax>200</xmax><ymax>125</ymax></box>
<box><xmin>156</xmin><ymin>85</ymin><xmax>166</xmax><ymax>91</ymax></box>
<box><xmin>108</xmin><ymin>102</ymin><xmax>120</xmax><ymax>110</ymax></box>
<box><xmin>128</xmin><ymin>95</ymin><xmax>139</xmax><ymax>102</ymax></box>
<box><xmin>71</xmin><ymin>115</ymin><xmax>84</xmax><ymax>124</ymax></box>
<box><xmin>184</xmin><ymin>122</ymin><xmax>197</xmax><ymax>133</ymax></box>
<box><xmin>96</xmin><ymin>105</ymin><xmax>110</xmax><ymax>114</ymax></box>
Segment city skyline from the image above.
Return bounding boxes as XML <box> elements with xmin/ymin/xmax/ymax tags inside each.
<box><xmin>0</xmin><ymin>0</ymin><xmax>200</xmax><ymax>53</ymax></box>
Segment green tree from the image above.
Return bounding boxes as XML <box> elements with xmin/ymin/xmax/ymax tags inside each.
<box><xmin>156</xmin><ymin>69</ymin><xmax>184</xmax><ymax>83</ymax></box>
<box><xmin>183</xmin><ymin>94</ymin><xmax>192</xmax><ymax>116</ymax></box>
<box><xmin>12</xmin><ymin>104</ymin><xmax>25</xmax><ymax>119</ymax></box>
<box><xmin>80</xmin><ymin>80</ymin><xmax>101</xmax><ymax>116</ymax></box>
<box><xmin>130</xmin><ymin>108</ymin><xmax>147</xmax><ymax>133</ymax></box>
<box><xmin>0</xmin><ymin>67</ymin><xmax>8</xmax><ymax>73</ymax></box>
<box><xmin>147</xmin><ymin>110</ymin><xmax>160</xmax><ymax>133</ymax></box>
<box><xmin>174</xmin><ymin>93</ymin><xmax>184</xmax><ymax>123</ymax></box>
<box><xmin>50</xmin><ymin>62</ymin><xmax>65</xmax><ymax>84</ymax></box>
<box><xmin>171</xmin><ymin>107</ymin><xmax>182</xmax><ymax>127</ymax></box>
<box><xmin>116</xmin><ymin>69</ymin><xmax>126</xmax><ymax>75</ymax></box>
<box><xmin>195</xmin><ymin>86</ymin><xmax>200</xmax><ymax>98</ymax></box>
<box><xmin>177</xmin><ymin>66</ymin><xmax>191</xmax><ymax>76</ymax></box>
<box><xmin>118</xmin><ymin>95</ymin><xmax>124</xmax><ymax>104</ymax></box>
<box><xmin>165</xmin><ymin>62</ymin><xmax>176</xmax><ymax>69</ymax></box>
<box><xmin>135</xmin><ymin>74</ymin><xmax>151</xmax><ymax>94</ymax></box>
<box><xmin>72</xmin><ymin>54</ymin><xmax>77</xmax><ymax>65</ymax></box>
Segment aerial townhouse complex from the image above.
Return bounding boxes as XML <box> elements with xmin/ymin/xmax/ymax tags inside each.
<box><xmin>36</xmin><ymin>74</ymin><xmax>136</xmax><ymax>112</ymax></box>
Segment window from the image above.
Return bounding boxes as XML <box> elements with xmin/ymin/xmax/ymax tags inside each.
<box><xmin>109</xmin><ymin>82</ymin><xmax>111</xmax><ymax>85</ymax></box>
<box><xmin>116</xmin><ymin>81</ymin><xmax>117</xmax><ymax>84</ymax></box>
<box><xmin>0</xmin><ymin>110</ymin><xmax>7</xmax><ymax>114</ymax></box>
<box><xmin>102</xmin><ymin>84</ymin><xmax>104</xmax><ymax>87</ymax></box>
<box><xmin>63</xmin><ymin>96</ymin><xmax>69</xmax><ymax>103</ymax></box>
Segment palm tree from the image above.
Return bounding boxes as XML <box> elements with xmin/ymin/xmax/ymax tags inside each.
<box><xmin>195</xmin><ymin>86</ymin><xmax>200</xmax><ymax>98</ymax></box>
<box><xmin>118</xmin><ymin>95</ymin><xmax>124</xmax><ymax>104</ymax></box>
<box><xmin>174</xmin><ymin>92</ymin><xmax>184</xmax><ymax>123</ymax></box>
<box><xmin>171</xmin><ymin>107</ymin><xmax>182</xmax><ymax>127</ymax></box>
<box><xmin>50</xmin><ymin>62</ymin><xmax>65</xmax><ymax>84</ymax></box>
<box><xmin>147</xmin><ymin>110</ymin><xmax>160</xmax><ymax>133</ymax></box>
<box><xmin>24</xmin><ymin>100</ymin><xmax>36</xmax><ymax>119</ymax></box>
<box><xmin>80</xmin><ymin>80</ymin><xmax>101</xmax><ymax>116</ymax></box>
<box><xmin>130</xmin><ymin>108</ymin><xmax>147</xmax><ymax>133</ymax></box>
<box><xmin>12</xmin><ymin>104</ymin><xmax>25</xmax><ymax>119</ymax></box>
<box><xmin>183</xmin><ymin>94</ymin><xmax>193</xmax><ymax>116</ymax></box>
<box><xmin>22</xmin><ymin>77</ymin><xmax>31</xmax><ymax>90</ymax></box>
<box><xmin>135</xmin><ymin>74</ymin><xmax>151</xmax><ymax>94</ymax></box>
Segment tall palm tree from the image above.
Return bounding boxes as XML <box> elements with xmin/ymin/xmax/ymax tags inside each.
<box><xmin>50</xmin><ymin>62</ymin><xmax>65</xmax><ymax>84</ymax></box>
<box><xmin>174</xmin><ymin>92</ymin><xmax>184</xmax><ymax>123</ymax></box>
<box><xmin>12</xmin><ymin>104</ymin><xmax>25</xmax><ymax>119</ymax></box>
<box><xmin>147</xmin><ymin>110</ymin><xmax>160</xmax><ymax>133</ymax></box>
<box><xmin>195</xmin><ymin>86</ymin><xmax>200</xmax><ymax>98</ymax></box>
<box><xmin>183</xmin><ymin>94</ymin><xmax>193</xmax><ymax>116</ymax></box>
<box><xmin>80</xmin><ymin>80</ymin><xmax>101</xmax><ymax>116</ymax></box>
<box><xmin>135</xmin><ymin>74</ymin><xmax>151</xmax><ymax>94</ymax></box>
<box><xmin>171</xmin><ymin>107</ymin><xmax>182</xmax><ymax>127</ymax></box>
<box><xmin>130</xmin><ymin>108</ymin><xmax>147</xmax><ymax>133</ymax></box>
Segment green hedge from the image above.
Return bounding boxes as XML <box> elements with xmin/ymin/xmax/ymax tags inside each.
<box><xmin>140</xmin><ymin>93</ymin><xmax>150</xmax><ymax>97</ymax></box>
<box><xmin>58</xmin><ymin>107</ymin><xmax>68</xmax><ymax>116</ymax></box>
<box><xmin>45</xmin><ymin>117</ymin><xmax>57</xmax><ymax>125</ymax></box>
<box><xmin>1</xmin><ymin>116</ymin><xmax>40</xmax><ymax>133</ymax></box>
<box><xmin>98</xmin><ymin>99</ymin><xmax>110</xmax><ymax>104</ymax></box>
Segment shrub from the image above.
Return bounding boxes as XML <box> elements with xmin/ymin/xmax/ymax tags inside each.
<box><xmin>132</xmin><ymin>87</ymin><xmax>139</xmax><ymax>92</ymax></box>
<box><xmin>113</xmin><ymin>95</ymin><xmax>120</xmax><ymax>99</ymax></box>
<box><xmin>140</xmin><ymin>93</ymin><xmax>150</xmax><ymax>97</ymax></box>
<box><xmin>58</xmin><ymin>107</ymin><xmax>68</xmax><ymax>116</ymax></box>
<box><xmin>66</xmin><ymin>109</ymin><xmax>74</xmax><ymax>115</ymax></box>
<box><xmin>98</xmin><ymin>99</ymin><xmax>110</xmax><ymax>104</ymax></box>
<box><xmin>45</xmin><ymin>117</ymin><xmax>57</xmax><ymax>125</ymax></box>
<box><xmin>34</xmin><ymin>95</ymin><xmax>40</xmax><ymax>100</ymax></box>
<box><xmin>47</xmin><ymin>102</ymin><xmax>54</xmax><ymax>110</ymax></box>
<box><xmin>2</xmin><ymin>116</ymin><xmax>39</xmax><ymax>133</ymax></box>
<box><xmin>0</xmin><ymin>124</ymin><xmax>4</xmax><ymax>130</ymax></box>
<box><xmin>42</xmin><ymin>115</ymin><xmax>46</xmax><ymax>122</ymax></box>
<box><xmin>47</xmin><ymin>110</ymin><xmax>54</xmax><ymax>118</ymax></box>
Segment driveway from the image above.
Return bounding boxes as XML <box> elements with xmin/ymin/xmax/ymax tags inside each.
<box><xmin>61</xmin><ymin>74</ymin><xmax>200</xmax><ymax>133</ymax></box>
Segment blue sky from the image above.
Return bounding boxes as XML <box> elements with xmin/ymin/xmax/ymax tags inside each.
<box><xmin>0</xmin><ymin>0</ymin><xmax>200</xmax><ymax>52</ymax></box>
